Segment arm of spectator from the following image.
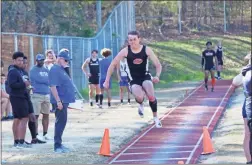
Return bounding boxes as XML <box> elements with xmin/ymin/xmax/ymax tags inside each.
<box><xmin>49</xmin><ymin>67</ymin><xmax>60</xmax><ymax>102</ymax></box>
<box><xmin>1</xmin><ymin>89</ymin><xmax>9</xmax><ymax>98</ymax></box>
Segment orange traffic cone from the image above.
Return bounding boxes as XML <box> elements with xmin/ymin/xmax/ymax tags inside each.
<box><xmin>178</xmin><ymin>161</ymin><xmax>184</xmax><ymax>164</ymax></box>
<box><xmin>201</xmin><ymin>126</ymin><xmax>215</xmax><ymax>155</ymax></box>
<box><xmin>98</xmin><ymin>128</ymin><xmax>112</xmax><ymax>156</ymax></box>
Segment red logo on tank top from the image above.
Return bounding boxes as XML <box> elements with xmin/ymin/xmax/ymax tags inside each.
<box><xmin>133</xmin><ymin>58</ymin><xmax>143</xmax><ymax>64</ymax></box>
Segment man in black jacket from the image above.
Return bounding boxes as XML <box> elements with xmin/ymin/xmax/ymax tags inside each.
<box><xmin>7</xmin><ymin>52</ymin><xmax>31</xmax><ymax>148</ymax></box>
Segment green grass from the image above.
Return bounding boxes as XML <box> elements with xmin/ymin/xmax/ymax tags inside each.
<box><xmin>148</xmin><ymin>35</ymin><xmax>251</xmax><ymax>88</ymax></box>
<box><xmin>80</xmin><ymin>35</ymin><xmax>251</xmax><ymax>97</ymax></box>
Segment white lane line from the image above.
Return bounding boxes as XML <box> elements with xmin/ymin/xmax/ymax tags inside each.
<box><xmin>108</xmin><ymin>83</ymin><xmax>203</xmax><ymax>164</ymax></box>
<box><xmin>129</xmin><ymin>145</ymin><xmax>197</xmax><ymax>149</ymax></box>
<box><xmin>113</xmin><ymin>157</ymin><xmax>188</xmax><ymax>163</ymax></box>
<box><xmin>122</xmin><ymin>151</ymin><xmax>192</xmax><ymax>155</ymax></box>
<box><xmin>186</xmin><ymin>84</ymin><xmax>233</xmax><ymax>164</ymax></box>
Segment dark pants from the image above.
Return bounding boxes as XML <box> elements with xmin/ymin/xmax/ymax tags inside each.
<box><xmin>54</xmin><ymin>103</ymin><xmax>69</xmax><ymax>149</ymax></box>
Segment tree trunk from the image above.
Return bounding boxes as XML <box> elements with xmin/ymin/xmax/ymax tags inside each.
<box><xmin>241</xmin><ymin>1</ymin><xmax>244</xmax><ymax>27</ymax></box>
<box><xmin>181</xmin><ymin>1</ymin><xmax>187</xmax><ymax>21</ymax></box>
<box><xmin>34</xmin><ymin>1</ymin><xmax>43</xmax><ymax>35</ymax></box>
<box><xmin>203</xmin><ymin>1</ymin><xmax>207</xmax><ymax>25</ymax></box>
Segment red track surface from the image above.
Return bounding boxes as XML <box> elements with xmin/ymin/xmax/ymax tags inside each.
<box><xmin>107</xmin><ymin>80</ymin><xmax>234</xmax><ymax>164</ymax></box>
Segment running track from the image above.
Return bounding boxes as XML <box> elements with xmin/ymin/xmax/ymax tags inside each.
<box><xmin>107</xmin><ymin>80</ymin><xmax>234</xmax><ymax>164</ymax></box>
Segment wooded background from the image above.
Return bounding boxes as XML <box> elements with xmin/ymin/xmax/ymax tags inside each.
<box><xmin>2</xmin><ymin>1</ymin><xmax>251</xmax><ymax>40</ymax></box>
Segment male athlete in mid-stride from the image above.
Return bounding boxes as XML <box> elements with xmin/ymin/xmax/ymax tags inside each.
<box><xmin>215</xmin><ymin>41</ymin><xmax>224</xmax><ymax>80</ymax></box>
<box><xmin>103</xmin><ymin>31</ymin><xmax>162</xmax><ymax>128</ymax></box>
<box><xmin>82</xmin><ymin>50</ymin><xmax>101</xmax><ymax>107</ymax></box>
<box><xmin>201</xmin><ymin>41</ymin><xmax>218</xmax><ymax>92</ymax></box>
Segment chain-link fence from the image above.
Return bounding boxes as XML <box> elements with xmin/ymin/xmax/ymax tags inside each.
<box><xmin>1</xmin><ymin>1</ymin><xmax>135</xmax><ymax>92</ymax></box>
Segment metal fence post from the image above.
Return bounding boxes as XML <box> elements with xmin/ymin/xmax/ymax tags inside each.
<box><xmin>224</xmin><ymin>0</ymin><xmax>227</xmax><ymax>32</ymax></box>
<box><xmin>109</xmin><ymin>19</ymin><xmax>113</xmax><ymax>57</ymax></box>
<box><xmin>57</xmin><ymin>37</ymin><xmax>59</xmax><ymax>53</ymax></box>
<box><xmin>115</xmin><ymin>10</ymin><xmax>119</xmax><ymax>52</ymax></box>
<box><xmin>103</xmin><ymin>31</ymin><xmax>106</xmax><ymax>48</ymax></box>
<box><xmin>128</xmin><ymin>1</ymin><xmax>132</xmax><ymax>31</ymax></box>
<box><xmin>29</xmin><ymin>36</ymin><xmax>34</xmax><ymax>70</ymax></box>
<box><xmin>120</xmin><ymin>5</ymin><xmax>124</xmax><ymax>47</ymax></box>
<box><xmin>81</xmin><ymin>39</ymin><xmax>85</xmax><ymax>89</ymax></box>
<box><xmin>14</xmin><ymin>34</ymin><xmax>18</xmax><ymax>51</ymax></box>
<box><xmin>178</xmin><ymin>1</ymin><xmax>182</xmax><ymax>34</ymax></box>
<box><xmin>70</xmin><ymin>38</ymin><xmax>73</xmax><ymax>81</ymax></box>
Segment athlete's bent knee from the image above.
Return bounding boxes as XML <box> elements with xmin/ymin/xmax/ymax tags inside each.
<box><xmin>148</xmin><ymin>95</ymin><xmax>156</xmax><ymax>102</ymax></box>
<box><xmin>135</xmin><ymin>97</ymin><xmax>144</xmax><ymax>104</ymax></box>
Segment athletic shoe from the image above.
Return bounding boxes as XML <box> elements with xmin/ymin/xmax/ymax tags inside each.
<box><xmin>127</xmin><ymin>102</ymin><xmax>131</xmax><ymax>105</ymax></box>
<box><xmin>246</xmin><ymin>161</ymin><xmax>252</xmax><ymax>164</ymax></box>
<box><xmin>96</xmin><ymin>103</ymin><xmax>100</xmax><ymax>108</ymax></box>
<box><xmin>218</xmin><ymin>77</ymin><xmax>222</xmax><ymax>80</ymax></box>
<box><xmin>211</xmin><ymin>87</ymin><xmax>214</xmax><ymax>92</ymax></box>
<box><xmin>13</xmin><ymin>142</ymin><xmax>19</xmax><ymax>147</ymax></box>
<box><xmin>43</xmin><ymin>134</ymin><xmax>52</xmax><ymax>140</ymax></box>
<box><xmin>31</xmin><ymin>138</ymin><xmax>46</xmax><ymax>144</ymax></box>
<box><xmin>2</xmin><ymin>160</ymin><xmax>7</xmax><ymax>164</ymax></box>
<box><xmin>6</xmin><ymin>116</ymin><xmax>14</xmax><ymax>120</ymax></box>
<box><xmin>61</xmin><ymin>145</ymin><xmax>71</xmax><ymax>153</ymax></box>
<box><xmin>54</xmin><ymin>147</ymin><xmax>65</xmax><ymax>153</ymax></box>
<box><xmin>1</xmin><ymin>116</ymin><xmax>8</xmax><ymax>121</ymax></box>
<box><xmin>138</xmin><ymin>104</ymin><xmax>144</xmax><ymax>118</ymax></box>
<box><xmin>205</xmin><ymin>84</ymin><xmax>208</xmax><ymax>91</ymax></box>
<box><xmin>154</xmin><ymin>117</ymin><xmax>162</xmax><ymax>128</ymax></box>
<box><xmin>17</xmin><ymin>143</ymin><xmax>32</xmax><ymax>148</ymax></box>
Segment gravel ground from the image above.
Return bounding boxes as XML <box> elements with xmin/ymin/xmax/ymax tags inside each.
<box><xmin>1</xmin><ymin>82</ymin><xmax>199</xmax><ymax>164</ymax></box>
<box><xmin>198</xmin><ymin>87</ymin><xmax>247</xmax><ymax>164</ymax></box>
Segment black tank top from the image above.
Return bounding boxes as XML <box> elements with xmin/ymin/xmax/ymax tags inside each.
<box><xmin>216</xmin><ymin>46</ymin><xmax>223</xmax><ymax>60</ymax></box>
<box><xmin>126</xmin><ymin>45</ymin><xmax>149</xmax><ymax>80</ymax></box>
<box><xmin>89</xmin><ymin>58</ymin><xmax>100</xmax><ymax>77</ymax></box>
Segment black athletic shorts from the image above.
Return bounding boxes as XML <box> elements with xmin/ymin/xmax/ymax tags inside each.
<box><xmin>204</xmin><ymin>65</ymin><xmax>215</xmax><ymax>71</ymax></box>
<box><xmin>218</xmin><ymin>59</ymin><xmax>223</xmax><ymax>65</ymax></box>
<box><xmin>10</xmin><ymin>96</ymin><xmax>29</xmax><ymax>119</ymax></box>
<box><xmin>88</xmin><ymin>75</ymin><xmax>99</xmax><ymax>85</ymax></box>
<box><xmin>129</xmin><ymin>74</ymin><xmax>152</xmax><ymax>87</ymax></box>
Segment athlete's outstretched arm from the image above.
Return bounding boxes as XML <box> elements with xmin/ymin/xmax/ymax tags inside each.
<box><xmin>81</xmin><ymin>58</ymin><xmax>90</xmax><ymax>76</ymax></box>
<box><xmin>105</xmin><ymin>48</ymin><xmax>127</xmax><ymax>82</ymax></box>
<box><xmin>146</xmin><ymin>47</ymin><xmax>162</xmax><ymax>78</ymax></box>
<box><xmin>116</xmin><ymin>63</ymin><xmax>121</xmax><ymax>81</ymax></box>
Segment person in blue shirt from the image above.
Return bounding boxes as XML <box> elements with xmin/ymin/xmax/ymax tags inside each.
<box><xmin>30</xmin><ymin>54</ymin><xmax>51</xmax><ymax>141</ymax></box>
<box><xmin>99</xmin><ymin>48</ymin><xmax>112</xmax><ymax>108</ymax></box>
<box><xmin>49</xmin><ymin>50</ymin><xmax>75</xmax><ymax>153</ymax></box>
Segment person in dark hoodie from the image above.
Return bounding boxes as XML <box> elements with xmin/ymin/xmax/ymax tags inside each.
<box><xmin>241</xmin><ymin>52</ymin><xmax>252</xmax><ymax>164</ymax></box>
<box><xmin>7</xmin><ymin>52</ymin><xmax>31</xmax><ymax>148</ymax></box>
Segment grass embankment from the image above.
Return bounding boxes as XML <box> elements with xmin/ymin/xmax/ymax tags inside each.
<box><xmin>81</xmin><ymin>35</ymin><xmax>251</xmax><ymax>98</ymax></box>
